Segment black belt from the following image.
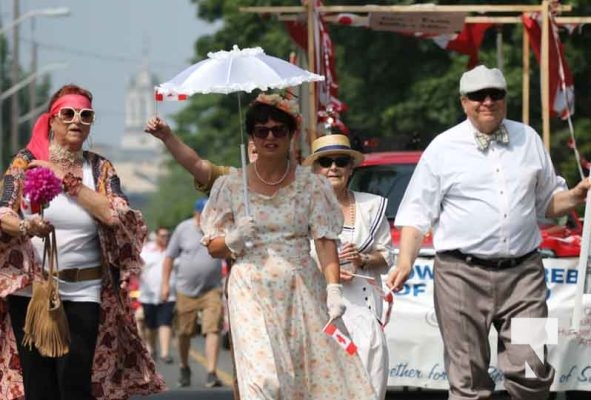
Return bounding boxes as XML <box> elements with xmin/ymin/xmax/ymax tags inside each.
<box><xmin>440</xmin><ymin>249</ymin><xmax>538</xmax><ymax>269</ymax></box>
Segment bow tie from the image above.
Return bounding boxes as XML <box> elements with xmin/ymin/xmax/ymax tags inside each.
<box><xmin>474</xmin><ymin>124</ymin><xmax>509</xmax><ymax>151</ymax></box>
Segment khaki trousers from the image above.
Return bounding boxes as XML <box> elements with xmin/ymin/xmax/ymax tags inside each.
<box><xmin>434</xmin><ymin>251</ymin><xmax>554</xmax><ymax>400</ymax></box>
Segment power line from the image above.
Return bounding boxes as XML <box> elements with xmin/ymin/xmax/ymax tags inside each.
<box><xmin>18</xmin><ymin>35</ymin><xmax>192</xmax><ymax>70</ymax></box>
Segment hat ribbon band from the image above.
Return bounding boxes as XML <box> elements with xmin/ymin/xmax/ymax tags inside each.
<box><xmin>315</xmin><ymin>144</ymin><xmax>352</xmax><ymax>153</ymax></box>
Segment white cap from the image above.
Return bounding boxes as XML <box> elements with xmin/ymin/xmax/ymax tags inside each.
<box><xmin>459</xmin><ymin>65</ymin><xmax>507</xmax><ymax>94</ymax></box>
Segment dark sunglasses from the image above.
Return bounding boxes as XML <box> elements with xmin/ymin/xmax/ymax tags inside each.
<box><xmin>252</xmin><ymin>125</ymin><xmax>289</xmax><ymax>139</ymax></box>
<box><xmin>57</xmin><ymin>107</ymin><xmax>95</xmax><ymax>125</ymax></box>
<box><xmin>465</xmin><ymin>89</ymin><xmax>506</xmax><ymax>102</ymax></box>
<box><xmin>317</xmin><ymin>156</ymin><xmax>352</xmax><ymax>168</ymax></box>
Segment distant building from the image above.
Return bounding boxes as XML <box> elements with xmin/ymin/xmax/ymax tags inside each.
<box><xmin>121</xmin><ymin>59</ymin><xmax>160</xmax><ymax>155</ymax></box>
<box><xmin>112</xmin><ymin>56</ymin><xmax>166</xmax><ymax>208</ymax></box>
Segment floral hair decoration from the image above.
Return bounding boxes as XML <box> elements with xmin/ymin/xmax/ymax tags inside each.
<box><xmin>252</xmin><ymin>93</ymin><xmax>303</xmax><ymax>128</ymax></box>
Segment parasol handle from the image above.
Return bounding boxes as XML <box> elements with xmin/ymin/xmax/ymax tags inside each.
<box><xmin>240</xmin><ymin>143</ymin><xmax>253</xmax><ymax>249</ymax></box>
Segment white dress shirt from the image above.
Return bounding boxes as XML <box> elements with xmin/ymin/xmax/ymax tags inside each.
<box><xmin>395</xmin><ymin>118</ymin><xmax>567</xmax><ymax>258</ymax></box>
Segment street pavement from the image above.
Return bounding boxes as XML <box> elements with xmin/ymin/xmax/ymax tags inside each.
<box><xmin>129</xmin><ymin>335</ymin><xmax>579</xmax><ymax>400</ymax></box>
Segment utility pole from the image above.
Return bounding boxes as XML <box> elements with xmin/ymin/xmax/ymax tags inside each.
<box><xmin>10</xmin><ymin>0</ymin><xmax>20</xmax><ymax>154</ymax></box>
<box><xmin>28</xmin><ymin>18</ymin><xmax>37</xmax><ymax>131</ymax></box>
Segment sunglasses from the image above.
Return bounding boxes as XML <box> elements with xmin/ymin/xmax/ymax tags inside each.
<box><xmin>465</xmin><ymin>89</ymin><xmax>506</xmax><ymax>102</ymax></box>
<box><xmin>252</xmin><ymin>125</ymin><xmax>289</xmax><ymax>139</ymax></box>
<box><xmin>317</xmin><ymin>156</ymin><xmax>352</xmax><ymax>168</ymax></box>
<box><xmin>57</xmin><ymin>107</ymin><xmax>95</xmax><ymax>125</ymax></box>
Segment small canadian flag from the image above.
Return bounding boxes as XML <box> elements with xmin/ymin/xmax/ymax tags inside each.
<box><xmin>323</xmin><ymin>322</ymin><xmax>357</xmax><ymax>355</ymax></box>
<box><xmin>154</xmin><ymin>91</ymin><xmax>188</xmax><ymax>102</ymax></box>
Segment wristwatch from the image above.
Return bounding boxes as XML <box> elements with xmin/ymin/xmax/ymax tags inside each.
<box><xmin>360</xmin><ymin>253</ymin><xmax>370</xmax><ymax>269</ymax></box>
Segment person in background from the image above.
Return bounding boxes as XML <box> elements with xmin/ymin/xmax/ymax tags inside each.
<box><xmin>304</xmin><ymin>134</ymin><xmax>393</xmax><ymax>399</ymax></box>
<box><xmin>200</xmin><ymin>93</ymin><xmax>377</xmax><ymax>399</ymax></box>
<box><xmin>138</xmin><ymin>226</ymin><xmax>174</xmax><ymax>363</ymax></box>
<box><xmin>161</xmin><ymin>198</ymin><xmax>224</xmax><ymax>388</ymax></box>
<box><xmin>386</xmin><ymin>65</ymin><xmax>591</xmax><ymax>400</ymax></box>
<box><xmin>0</xmin><ymin>84</ymin><xmax>164</xmax><ymax>400</ymax></box>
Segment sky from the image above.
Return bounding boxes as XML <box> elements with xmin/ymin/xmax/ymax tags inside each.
<box><xmin>2</xmin><ymin>0</ymin><xmax>219</xmax><ymax>147</ymax></box>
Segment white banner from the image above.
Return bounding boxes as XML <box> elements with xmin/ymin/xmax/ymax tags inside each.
<box><xmin>384</xmin><ymin>257</ymin><xmax>591</xmax><ymax>391</ymax></box>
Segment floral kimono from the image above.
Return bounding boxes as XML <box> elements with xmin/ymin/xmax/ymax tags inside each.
<box><xmin>0</xmin><ymin>149</ymin><xmax>166</xmax><ymax>400</ymax></box>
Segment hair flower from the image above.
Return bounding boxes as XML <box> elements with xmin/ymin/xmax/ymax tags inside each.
<box><xmin>253</xmin><ymin>93</ymin><xmax>303</xmax><ymax>127</ymax></box>
<box><xmin>23</xmin><ymin>167</ymin><xmax>62</xmax><ymax>214</ymax></box>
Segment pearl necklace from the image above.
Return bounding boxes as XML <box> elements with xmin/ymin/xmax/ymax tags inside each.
<box><xmin>254</xmin><ymin>160</ymin><xmax>290</xmax><ymax>186</ymax></box>
<box><xmin>343</xmin><ymin>190</ymin><xmax>355</xmax><ymax>228</ymax></box>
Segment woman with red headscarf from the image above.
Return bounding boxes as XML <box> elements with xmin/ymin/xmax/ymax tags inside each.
<box><xmin>0</xmin><ymin>84</ymin><xmax>165</xmax><ymax>400</ymax></box>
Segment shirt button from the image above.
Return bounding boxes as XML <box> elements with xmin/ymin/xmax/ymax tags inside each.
<box><xmin>364</xmin><ymin>297</ymin><xmax>368</xmax><ymax>301</ymax></box>
<box><xmin>362</xmin><ymin>287</ymin><xmax>366</xmax><ymax>291</ymax></box>
<box><xmin>504</xmin><ymin>214</ymin><xmax>507</xmax><ymax>218</ymax></box>
<box><xmin>496</xmin><ymin>169</ymin><xmax>500</xmax><ymax>173</ymax></box>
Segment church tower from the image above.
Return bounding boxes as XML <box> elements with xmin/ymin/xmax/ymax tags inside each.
<box><xmin>121</xmin><ymin>48</ymin><xmax>160</xmax><ymax>155</ymax></box>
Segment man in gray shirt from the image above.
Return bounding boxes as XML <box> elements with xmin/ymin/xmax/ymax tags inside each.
<box><xmin>161</xmin><ymin>198</ymin><xmax>223</xmax><ymax>388</ymax></box>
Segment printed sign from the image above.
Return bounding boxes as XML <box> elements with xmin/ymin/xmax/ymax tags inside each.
<box><xmin>368</xmin><ymin>12</ymin><xmax>466</xmax><ymax>35</ymax></box>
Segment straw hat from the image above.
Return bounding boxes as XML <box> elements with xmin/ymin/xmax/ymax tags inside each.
<box><xmin>303</xmin><ymin>134</ymin><xmax>364</xmax><ymax>166</ymax></box>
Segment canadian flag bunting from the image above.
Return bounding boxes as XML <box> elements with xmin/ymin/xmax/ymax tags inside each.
<box><xmin>522</xmin><ymin>12</ymin><xmax>575</xmax><ymax>119</ymax></box>
<box><xmin>154</xmin><ymin>91</ymin><xmax>188</xmax><ymax>102</ymax></box>
<box><xmin>284</xmin><ymin>0</ymin><xmax>350</xmax><ymax>135</ymax></box>
<box><xmin>323</xmin><ymin>322</ymin><xmax>357</xmax><ymax>355</ymax></box>
<box><xmin>430</xmin><ymin>23</ymin><xmax>492</xmax><ymax>69</ymax></box>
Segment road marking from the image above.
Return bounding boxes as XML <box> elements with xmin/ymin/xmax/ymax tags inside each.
<box><xmin>189</xmin><ymin>347</ymin><xmax>234</xmax><ymax>387</ymax></box>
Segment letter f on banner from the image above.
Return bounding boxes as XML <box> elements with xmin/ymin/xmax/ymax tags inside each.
<box><xmin>511</xmin><ymin>318</ymin><xmax>558</xmax><ymax>378</ymax></box>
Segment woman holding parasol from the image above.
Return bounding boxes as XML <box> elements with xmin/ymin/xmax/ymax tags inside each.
<box><xmin>198</xmin><ymin>94</ymin><xmax>377</xmax><ymax>398</ymax></box>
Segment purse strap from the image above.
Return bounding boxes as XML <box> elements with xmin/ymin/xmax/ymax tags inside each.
<box><xmin>41</xmin><ymin>230</ymin><xmax>60</xmax><ymax>287</ymax></box>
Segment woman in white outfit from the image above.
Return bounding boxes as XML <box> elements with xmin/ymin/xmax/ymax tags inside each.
<box><xmin>305</xmin><ymin>134</ymin><xmax>394</xmax><ymax>399</ymax></box>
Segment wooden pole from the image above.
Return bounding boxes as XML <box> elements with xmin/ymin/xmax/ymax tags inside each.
<box><xmin>496</xmin><ymin>25</ymin><xmax>504</xmax><ymax>71</ymax></box>
<box><xmin>306</xmin><ymin>1</ymin><xmax>317</xmax><ymax>145</ymax></box>
<box><xmin>522</xmin><ymin>26</ymin><xmax>530</xmax><ymax>125</ymax></box>
<box><xmin>541</xmin><ymin>0</ymin><xmax>551</xmax><ymax>151</ymax></box>
<box><xmin>240</xmin><ymin>4</ymin><xmax>573</xmax><ymax>14</ymax></box>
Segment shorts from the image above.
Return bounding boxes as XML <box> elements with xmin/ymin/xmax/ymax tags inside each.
<box><xmin>141</xmin><ymin>301</ymin><xmax>176</xmax><ymax>329</ymax></box>
<box><xmin>176</xmin><ymin>288</ymin><xmax>223</xmax><ymax>336</ymax></box>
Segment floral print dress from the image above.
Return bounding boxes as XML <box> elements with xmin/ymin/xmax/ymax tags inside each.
<box><xmin>201</xmin><ymin>166</ymin><xmax>377</xmax><ymax>400</ymax></box>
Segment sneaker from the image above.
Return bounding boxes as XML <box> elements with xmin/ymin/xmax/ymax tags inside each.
<box><xmin>178</xmin><ymin>366</ymin><xmax>191</xmax><ymax>387</ymax></box>
<box><xmin>160</xmin><ymin>355</ymin><xmax>173</xmax><ymax>364</ymax></box>
<box><xmin>204</xmin><ymin>372</ymin><xmax>222</xmax><ymax>388</ymax></box>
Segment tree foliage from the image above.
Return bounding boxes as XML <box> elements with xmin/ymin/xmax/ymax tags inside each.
<box><xmin>0</xmin><ymin>35</ymin><xmax>51</xmax><ymax>170</ymax></box>
<box><xmin>146</xmin><ymin>0</ymin><xmax>591</xmax><ymax>225</ymax></box>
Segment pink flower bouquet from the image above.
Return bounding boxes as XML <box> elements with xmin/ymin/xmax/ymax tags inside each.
<box><xmin>23</xmin><ymin>167</ymin><xmax>62</xmax><ymax>215</ymax></box>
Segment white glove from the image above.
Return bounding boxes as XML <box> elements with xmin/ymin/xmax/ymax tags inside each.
<box><xmin>326</xmin><ymin>283</ymin><xmax>346</xmax><ymax>320</ymax></box>
<box><xmin>225</xmin><ymin>216</ymin><xmax>255</xmax><ymax>254</ymax></box>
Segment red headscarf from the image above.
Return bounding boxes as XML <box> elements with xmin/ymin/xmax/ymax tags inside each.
<box><xmin>26</xmin><ymin>94</ymin><xmax>93</xmax><ymax>161</ymax></box>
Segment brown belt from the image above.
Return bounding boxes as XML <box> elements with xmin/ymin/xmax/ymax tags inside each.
<box><xmin>45</xmin><ymin>265</ymin><xmax>103</xmax><ymax>282</ymax></box>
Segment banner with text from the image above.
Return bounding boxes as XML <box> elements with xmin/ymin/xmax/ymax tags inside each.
<box><xmin>384</xmin><ymin>257</ymin><xmax>591</xmax><ymax>391</ymax></box>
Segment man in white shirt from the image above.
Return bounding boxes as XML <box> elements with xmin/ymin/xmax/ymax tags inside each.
<box><xmin>139</xmin><ymin>226</ymin><xmax>175</xmax><ymax>363</ymax></box>
<box><xmin>386</xmin><ymin>65</ymin><xmax>590</xmax><ymax>400</ymax></box>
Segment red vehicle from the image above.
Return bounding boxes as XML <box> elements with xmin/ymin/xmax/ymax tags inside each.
<box><xmin>349</xmin><ymin>151</ymin><xmax>433</xmax><ymax>256</ymax></box>
<box><xmin>349</xmin><ymin>151</ymin><xmax>582</xmax><ymax>258</ymax></box>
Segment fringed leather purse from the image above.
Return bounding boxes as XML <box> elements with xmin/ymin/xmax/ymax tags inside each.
<box><xmin>22</xmin><ymin>229</ymin><xmax>70</xmax><ymax>357</ymax></box>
